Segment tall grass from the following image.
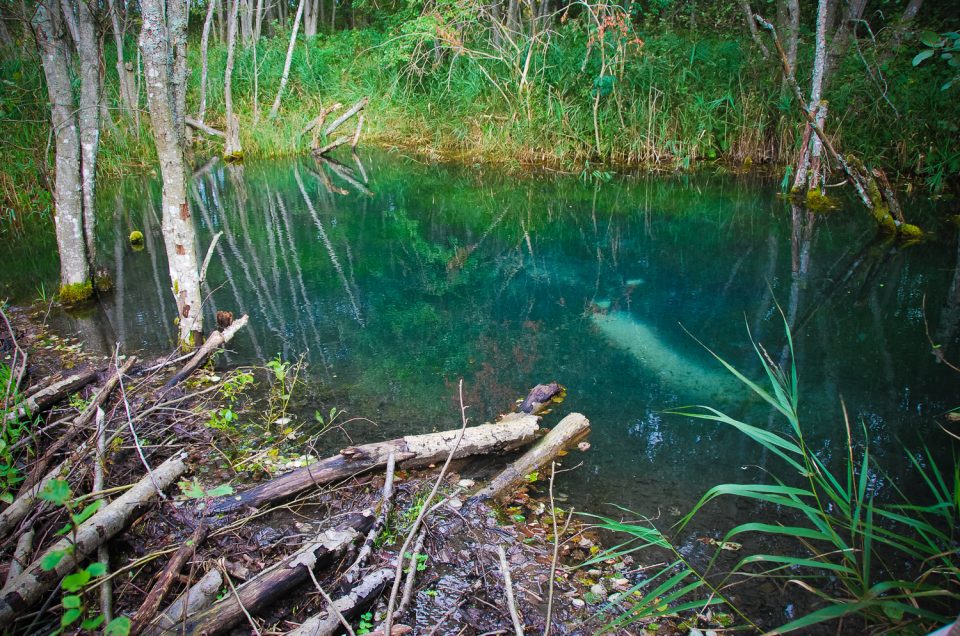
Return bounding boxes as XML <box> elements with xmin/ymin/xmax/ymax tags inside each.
<box><xmin>587</xmin><ymin>315</ymin><xmax>960</xmax><ymax>634</ymax></box>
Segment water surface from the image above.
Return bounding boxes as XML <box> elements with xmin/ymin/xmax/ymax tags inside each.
<box><xmin>3</xmin><ymin>151</ymin><xmax>958</xmax><ymax>527</ymax></box>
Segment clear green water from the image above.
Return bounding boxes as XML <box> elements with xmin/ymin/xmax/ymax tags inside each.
<box><xmin>3</xmin><ymin>151</ymin><xmax>958</xmax><ymax>525</ymax></box>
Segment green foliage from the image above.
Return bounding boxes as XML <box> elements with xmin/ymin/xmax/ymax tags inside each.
<box><xmin>357</xmin><ymin>611</ymin><xmax>374</xmax><ymax>635</ymax></box>
<box><xmin>177</xmin><ymin>478</ymin><xmax>235</xmax><ymax>499</ymax></box>
<box><xmin>595</xmin><ymin>317</ymin><xmax>960</xmax><ymax>633</ymax></box>
<box><xmin>912</xmin><ymin>31</ymin><xmax>960</xmax><ymax>90</ymax></box>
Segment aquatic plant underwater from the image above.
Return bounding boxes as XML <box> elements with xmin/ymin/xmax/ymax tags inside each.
<box><xmin>586</xmin><ymin>315</ymin><xmax>960</xmax><ymax>634</ymax></box>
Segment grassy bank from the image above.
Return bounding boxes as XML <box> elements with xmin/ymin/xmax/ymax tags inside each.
<box><xmin>2</xmin><ymin>21</ymin><xmax>957</xmax><ymax>229</ymax></box>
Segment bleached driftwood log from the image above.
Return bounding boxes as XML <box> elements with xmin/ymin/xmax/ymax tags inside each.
<box><xmin>0</xmin><ymin>453</ymin><xmax>187</xmax><ymax>621</ymax></box>
<box><xmin>163</xmin><ymin>314</ymin><xmax>249</xmax><ymax>388</ymax></box>
<box><xmin>4</xmin><ymin>368</ymin><xmax>97</xmax><ymax>423</ymax></box>
<box><xmin>143</xmin><ymin>568</ymin><xmax>223</xmax><ymax>636</ymax></box>
<box><xmin>473</xmin><ymin>413</ymin><xmax>590</xmax><ymax>503</ymax></box>
<box><xmin>287</xmin><ymin>568</ymin><xmax>393</xmax><ymax>636</ymax></box>
<box><xmin>171</xmin><ymin>511</ymin><xmax>374</xmax><ymax>635</ymax></box>
<box><xmin>210</xmin><ymin>413</ymin><xmax>540</xmax><ymax>514</ymax></box>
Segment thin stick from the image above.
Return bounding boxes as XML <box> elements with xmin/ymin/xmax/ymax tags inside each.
<box><xmin>396</xmin><ymin>528</ymin><xmax>426</xmax><ymax>616</ymax></box>
<box><xmin>344</xmin><ymin>450</ymin><xmax>396</xmax><ymax>583</ymax></box>
<box><xmin>381</xmin><ymin>379</ymin><xmax>471</xmax><ymax>635</ymax></box>
<box><xmin>220</xmin><ymin>560</ymin><xmax>261</xmax><ymax>636</ymax></box>
<box><xmin>543</xmin><ymin>461</ymin><xmax>559</xmax><ymax>636</ymax></box>
<box><xmin>94</xmin><ymin>407</ymin><xmax>112</xmax><ymax>623</ymax></box>
<box><xmin>350</xmin><ymin>114</ymin><xmax>364</xmax><ymax>149</ymax></box>
<box><xmin>306</xmin><ymin>566</ymin><xmax>356</xmax><ymax>636</ymax></box>
<box><xmin>497</xmin><ymin>545</ymin><xmax>523</xmax><ymax>636</ymax></box>
<box><xmin>114</xmin><ymin>345</ymin><xmax>163</xmax><ymax>498</ymax></box>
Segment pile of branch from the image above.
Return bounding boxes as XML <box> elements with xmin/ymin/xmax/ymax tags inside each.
<box><xmin>305</xmin><ymin>97</ymin><xmax>369</xmax><ymax>156</ymax></box>
<box><xmin>0</xmin><ymin>312</ymin><xmax>250</xmax><ymax>633</ymax></box>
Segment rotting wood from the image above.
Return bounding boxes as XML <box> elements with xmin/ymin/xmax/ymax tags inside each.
<box><xmin>472</xmin><ymin>413</ymin><xmax>590</xmax><ymax>503</ymax></box>
<box><xmin>144</xmin><ymin>568</ymin><xmax>223</xmax><ymax>636</ymax></box>
<box><xmin>209</xmin><ymin>414</ymin><xmax>540</xmax><ymax>514</ymax></box>
<box><xmin>2</xmin><ymin>530</ymin><xmax>33</xmax><ymax>590</ymax></box>
<box><xmin>17</xmin><ymin>356</ymin><xmax>137</xmax><ymax>494</ymax></box>
<box><xmin>0</xmin><ymin>453</ymin><xmax>187</xmax><ymax>621</ymax></box>
<box><xmin>130</xmin><ymin>521</ymin><xmax>209</xmax><ymax>634</ymax></box>
<box><xmin>186</xmin><ymin>116</ymin><xmax>225</xmax><ymax>138</ymax></box>
<box><xmin>322</xmin><ymin>97</ymin><xmax>368</xmax><ymax>137</ymax></box>
<box><xmin>287</xmin><ymin>568</ymin><xmax>393</xmax><ymax>636</ymax></box>
<box><xmin>517</xmin><ymin>382</ymin><xmax>565</xmax><ymax>415</ymax></box>
<box><xmin>4</xmin><ymin>368</ymin><xmax>97</xmax><ymax>424</ymax></box>
<box><xmin>314</xmin><ymin>135</ymin><xmax>351</xmax><ymax>157</ymax></box>
<box><xmin>343</xmin><ymin>452</ymin><xmax>395</xmax><ymax>584</ymax></box>
<box><xmin>170</xmin><ymin>511</ymin><xmax>373</xmax><ymax>636</ymax></box>
<box><xmin>301</xmin><ymin>102</ymin><xmax>343</xmax><ymax>137</ymax></box>
<box><xmin>163</xmin><ymin>314</ymin><xmax>249</xmax><ymax>388</ymax></box>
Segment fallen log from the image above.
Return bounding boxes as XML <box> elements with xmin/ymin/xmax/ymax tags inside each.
<box><xmin>0</xmin><ymin>453</ymin><xmax>187</xmax><ymax>621</ymax></box>
<box><xmin>313</xmin><ymin>135</ymin><xmax>351</xmax><ymax>157</ymax></box>
<box><xmin>172</xmin><ymin>511</ymin><xmax>374</xmax><ymax>636</ymax></box>
<box><xmin>287</xmin><ymin>567</ymin><xmax>393</xmax><ymax>636</ymax></box>
<box><xmin>0</xmin><ymin>456</ymin><xmax>75</xmax><ymax>541</ymax></box>
<box><xmin>2</xmin><ymin>530</ymin><xmax>33</xmax><ymax>589</ymax></box>
<box><xmin>209</xmin><ymin>413</ymin><xmax>540</xmax><ymax>514</ymax></box>
<box><xmin>301</xmin><ymin>102</ymin><xmax>343</xmax><ymax>137</ymax></box>
<box><xmin>163</xmin><ymin>314</ymin><xmax>249</xmax><ymax>388</ymax></box>
<box><xmin>186</xmin><ymin>117</ymin><xmax>226</xmax><ymax>138</ymax></box>
<box><xmin>472</xmin><ymin>413</ymin><xmax>590</xmax><ymax>503</ymax></box>
<box><xmin>17</xmin><ymin>356</ymin><xmax>137</xmax><ymax>494</ymax></box>
<box><xmin>4</xmin><ymin>368</ymin><xmax>97</xmax><ymax>423</ymax></box>
<box><xmin>130</xmin><ymin>522</ymin><xmax>209</xmax><ymax>634</ymax></box>
<box><xmin>143</xmin><ymin>568</ymin><xmax>223</xmax><ymax>636</ymax></box>
<box><xmin>323</xmin><ymin>97</ymin><xmax>368</xmax><ymax>138</ymax></box>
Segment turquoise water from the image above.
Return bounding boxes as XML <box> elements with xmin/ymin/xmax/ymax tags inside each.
<box><xmin>3</xmin><ymin>151</ymin><xmax>958</xmax><ymax>523</ymax></box>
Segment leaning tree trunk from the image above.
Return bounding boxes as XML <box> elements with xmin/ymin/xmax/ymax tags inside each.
<box><xmin>792</xmin><ymin>0</ymin><xmax>828</xmax><ymax>193</ymax></box>
<box><xmin>268</xmin><ymin>0</ymin><xmax>305</xmax><ymax>119</ymax></box>
<box><xmin>34</xmin><ymin>0</ymin><xmax>91</xmax><ymax>303</ymax></box>
<box><xmin>224</xmin><ymin>0</ymin><xmax>243</xmax><ymax>158</ymax></box>
<box><xmin>198</xmin><ymin>0</ymin><xmax>216</xmax><ymax>123</ymax></box>
<box><xmin>140</xmin><ymin>0</ymin><xmax>204</xmax><ymax>347</ymax></box>
<box><xmin>77</xmin><ymin>0</ymin><xmax>101</xmax><ymax>265</ymax></box>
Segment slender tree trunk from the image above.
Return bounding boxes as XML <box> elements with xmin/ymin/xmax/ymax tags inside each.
<box><xmin>140</xmin><ymin>0</ymin><xmax>204</xmax><ymax>347</ymax></box>
<box><xmin>826</xmin><ymin>0</ymin><xmax>866</xmax><ymax>83</ymax></box>
<box><xmin>0</xmin><ymin>13</ymin><xmax>13</xmax><ymax>48</ymax></box>
<box><xmin>107</xmin><ymin>0</ymin><xmax>135</xmax><ymax>116</ymax></box>
<box><xmin>218</xmin><ymin>0</ymin><xmax>227</xmax><ymax>41</ymax></box>
<box><xmin>253</xmin><ymin>0</ymin><xmax>264</xmax><ymax>41</ymax></box>
<box><xmin>240</xmin><ymin>0</ymin><xmax>253</xmax><ymax>46</ymax></box>
<box><xmin>77</xmin><ymin>0</ymin><xmax>101</xmax><ymax>266</ymax></box>
<box><xmin>330</xmin><ymin>0</ymin><xmax>336</xmax><ymax>30</ymax></box>
<box><xmin>792</xmin><ymin>0</ymin><xmax>828</xmax><ymax>193</ymax></box>
<box><xmin>224</xmin><ymin>0</ymin><xmax>243</xmax><ymax>157</ymax></box>
<box><xmin>739</xmin><ymin>1</ymin><xmax>769</xmax><ymax>58</ymax></box>
<box><xmin>198</xmin><ymin>0</ymin><xmax>216</xmax><ymax>123</ymax></box>
<box><xmin>57</xmin><ymin>0</ymin><xmax>79</xmax><ymax>46</ymax></box>
<box><xmin>268</xmin><ymin>0</ymin><xmax>304</xmax><ymax>119</ymax></box>
<box><xmin>34</xmin><ymin>0</ymin><xmax>91</xmax><ymax>301</ymax></box>
<box><xmin>883</xmin><ymin>0</ymin><xmax>923</xmax><ymax>61</ymax></box>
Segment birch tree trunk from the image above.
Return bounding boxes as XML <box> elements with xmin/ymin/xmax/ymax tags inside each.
<box><xmin>198</xmin><ymin>0</ymin><xmax>216</xmax><ymax>123</ymax></box>
<box><xmin>304</xmin><ymin>0</ymin><xmax>318</xmax><ymax>37</ymax></box>
<box><xmin>268</xmin><ymin>0</ymin><xmax>305</xmax><ymax>119</ymax></box>
<box><xmin>34</xmin><ymin>0</ymin><xmax>91</xmax><ymax>302</ymax></box>
<box><xmin>739</xmin><ymin>1</ymin><xmax>769</xmax><ymax>58</ymax></box>
<box><xmin>239</xmin><ymin>0</ymin><xmax>253</xmax><ymax>46</ymax></box>
<box><xmin>107</xmin><ymin>0</ymin><xmax>136</xmax><ymax>116</ymax></box>
<box><xmin>77</xmin><ymin>0</ymin><xmax>101</xmax><ymax>265</ymax></box>
<box><xmin>224</xmin><ymin>0</ymin><xmax>243</xmax><ymax>158</ymax></box>
<box><xmin>140</xmin><ymin>0</ymin><xmax>204</xmax><ymax>347</ymax></box>
<box><xmin>792</xmin><ymin>0</ymin><xmax>828</xmax><ymax>193</ymax></box>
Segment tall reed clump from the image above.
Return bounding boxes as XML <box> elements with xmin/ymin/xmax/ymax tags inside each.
<box><xmin>586</xmin><ymin>317</ymin><xmax>959</xmax><ymax>634</ymax></box>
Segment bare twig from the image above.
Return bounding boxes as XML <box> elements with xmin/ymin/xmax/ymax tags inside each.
<box><xmin>543</xmin><ymin>461</ymin><xmax>559</xmax><ymax>636</ymax></box>
<box><xmin>94</xmin><ymin>407</ymin><xmax>112</xmax><ymax>624</ymax></box>
<box><xmin>497</xmin><ymin>545</ymin><xmax>524</xmax><ymax>636</ymax></box>
<box><xmin>344</xmin><ymin>450</ymin><xmax>396</xmax><ymax>583</ymax></box>
<box><xmin>306</xmin><ymin>566</ymin><xmax>356</xmax><ymax>636</ymax></box>
<box><xmin>115</xmin><ymin>344</ymin><xmax>163</xmax><ymax>498</ymax></box>
<box><xmin>396</xmin><ymin>528</ymin><xmax>426</xmax><ymax>616</ymax></box>
<box><xmin>219</xmin><ymin>559</ymin><xmax>262</xmax><ymax>636</ymax></box>
<box><xmin>381</xmin><ymin>379</ymin><xmax>472</xmax><ymax>635</ymax></box>
<box><xmin>200</xmin><ymin>231</ymin><xmax>224</xmax><ymax>284</ymax></box>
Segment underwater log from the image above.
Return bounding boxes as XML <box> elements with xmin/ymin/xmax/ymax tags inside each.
<box><xmin>209</xmin><ymin>413</ymin><xmax>541</xmax><ymax>514</ymax></box>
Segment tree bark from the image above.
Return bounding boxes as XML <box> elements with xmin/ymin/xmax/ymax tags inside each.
<box><xmin>3</xmin><ymin>367</ymin><xmax>97</xmax><ymax>425</ymax></box>
<box><xmin>792</xmin><ymin>0</ymin><xmax>828</xmax><ymax>193</ymax></box>
<box><xmin>140</xmin><ymin>0</ymin><xmax>205</xmax><ymax>348</ymax></box>
<box><xmin>172</xmin><ymin>512</ymin><xmax>374</xmax><ymax>635</ymax></box>
<box><xmin>472</xmin><ymin>413</ymin><xmax>590</xmax><ymax>502</ymax></box>
<box><xmin>287</xmin><ymin>568</ymin><xmax>393</xmax><ymax>636</ymax></box>
<box><xmin>739</xmin><ymin>1</ymin><xmax>769</xmax><ymax>58</ymax></box>
<box><xmin>210</xmin><ymin>413</ymin><xmax>541</xmax><ymax>514</ymax></box>
<box><xmin>198</xmin><ymin>0</ymin><xmax>216</xmax><ymax>123</ymax></box>
<box><xmin>33</xmin><ymin>0</ymin><xmax>91</xmax><ymax>299</ymax></box>
<box><xmin>107</xmin><ymin>0</ymin><xmax>136</xmax><ymax>116</ymax></box>
<box><xmin>268</xmin><ymin>0</ymin><xmax>305</xmax><ymax>119</ymax></box>
<box><xmin>0</xmin><ymin>453</ymin><xmax>187</xmax><ymax>622</ymax></box>
<box><xmin>77</xmin><ymin>0</ymin><xmax>101</xmax><ymax>265</ymax></box>
<box><xmin>224</xmin><ymin>0</ymin><xmax>243</xmax><ymax>158</ymax></box>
